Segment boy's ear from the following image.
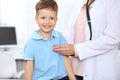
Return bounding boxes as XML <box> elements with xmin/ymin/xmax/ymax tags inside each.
<box><xmin>35</xmin><ymin>16</ymin><xmax>38</xmax><ymax>23</ymax></box>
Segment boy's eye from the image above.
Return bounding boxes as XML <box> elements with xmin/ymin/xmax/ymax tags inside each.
<box><xmin>41</xmin><ymin>17</ymin><xmax>45</xmax><ymax>19</ymax></box>
<box><xmin>50</xmin><ymin>17</ymin><xmax>55</xmax><ymax>20</ymax></box>
<box><xmin>40</xmin><ymin>17</ymin><xmax>55</xmax><ymax>20</ymax></box>
<box><xmin>40</xmin><ymin>17</ymin><xmax>45</xmax><ymax>19</ymax></box>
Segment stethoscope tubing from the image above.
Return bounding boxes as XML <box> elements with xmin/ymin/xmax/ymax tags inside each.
<box><xmin>86</xmin><ymin>0</ymin><xmax>95</xmax><ymax>40</ymax></box>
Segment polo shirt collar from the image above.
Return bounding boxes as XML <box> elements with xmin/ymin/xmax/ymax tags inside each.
<box><xmin>32</xmin><ymin>29</ymin><xmax>58</xmax><ymax>40</ymax></box>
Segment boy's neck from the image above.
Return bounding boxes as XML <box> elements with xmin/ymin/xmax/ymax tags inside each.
<box><xmin>38</xmin><ymin>31</ymin><xmax>52</xmax><ymax>40</ymax></box>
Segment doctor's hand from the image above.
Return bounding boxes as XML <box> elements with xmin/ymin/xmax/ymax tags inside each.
<box><xmin>53</xmin><ymin>44</ymin><xmax>75</xmax><ymax>56</ymax></box>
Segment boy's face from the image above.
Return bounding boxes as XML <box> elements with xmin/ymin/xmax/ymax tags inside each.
<box><xmin>35</xmin><ymin>9</ymin><xmax>58</xmax><ymax>33</ymax></box>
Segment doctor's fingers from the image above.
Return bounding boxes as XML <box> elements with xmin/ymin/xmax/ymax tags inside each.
<box><xmin>53</xmin><ymin>44</ymin><xmax>67</xmax><ymax>51</ymax></box>
<box><xmin>53</xmin><ymin>44</ymin><xmax>75</xmax><ymax>55</ymax></box>
<box><xmin>56</xmin><ymin>49</ymin><xmax>73</xmax><ymax>56</ymax></box>
<box><xmin>58</xmin><ymin>47</ymin><xmax>75</xmax><ymax>56</ymax></box>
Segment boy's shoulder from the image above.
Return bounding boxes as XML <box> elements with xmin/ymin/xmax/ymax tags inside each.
<box><xmin>53</xmin><ymin>30</ymin><xmax>64</xmax><ymax>37</ymax></box>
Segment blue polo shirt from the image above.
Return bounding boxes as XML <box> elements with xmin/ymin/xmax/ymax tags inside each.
<box><xmin>23</xmin><ymin>30</ymin><xmax>67</xmax><ymax>80</ymax></box>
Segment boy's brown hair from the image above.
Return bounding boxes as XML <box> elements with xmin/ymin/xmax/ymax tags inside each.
<box><xmin>35</xmin><ymin>0</ymin><xmax>58</xmax><ymax>15</ymax></box>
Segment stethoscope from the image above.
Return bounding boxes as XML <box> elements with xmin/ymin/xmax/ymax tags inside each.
<box><xmin>86</xmin><ymin>0</ymin><xmax>95</xmax><ymax>40</ymax></box>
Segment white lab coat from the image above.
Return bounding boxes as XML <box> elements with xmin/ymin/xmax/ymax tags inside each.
<box><xmin>56</xmin><ymin>0</ymin><xmax>120</xmax><ymax>80</ymax></box>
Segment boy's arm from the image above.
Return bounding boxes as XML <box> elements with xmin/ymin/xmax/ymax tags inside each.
<box><xmin>64</xmin><ymin>56</ymin><xmax>76</xmax><ymax>80</ymax></box>
<box><xmin>25</xmin><ymin>60</ymin><xmax>34</xmax><ymax>80</ymax></box>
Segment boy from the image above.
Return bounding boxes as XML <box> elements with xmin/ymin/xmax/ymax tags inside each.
<box><xmin>23</xmin><ymin>0</ymin><xmax>76</xmax><ymax>80</ymax></box>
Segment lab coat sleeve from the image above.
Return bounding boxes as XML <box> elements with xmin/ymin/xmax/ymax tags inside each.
<box><xmin>75</xmin><ymin>0</ymin><xmax>120</xmax><ymax>60</ymax></box>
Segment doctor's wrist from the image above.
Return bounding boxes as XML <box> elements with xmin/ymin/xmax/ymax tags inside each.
<box><xmin>72</xmin><ymin>45</ymin><xmax>79</xmax><ymax>57</ymax></box>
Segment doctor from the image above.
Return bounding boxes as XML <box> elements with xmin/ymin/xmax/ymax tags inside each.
<box><xmin>53</xmin><ymin>0</ymin><xmax>120</xmax><ymax>80</ymax></box>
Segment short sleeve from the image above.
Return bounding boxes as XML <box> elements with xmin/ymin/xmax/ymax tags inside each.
<box><xmin>59</xmin><ymin>32</ymin><xmax>67</xmax><ymax>44</ymax></box>
<box><xmin>23</xmin><ymin>39</ymin><xmax>34</xmax><ymax>60</ymax></box>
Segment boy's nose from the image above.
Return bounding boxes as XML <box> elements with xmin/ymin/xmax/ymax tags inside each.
<box><xmin>45</xmin><ymin>18</ymin><xmax>50</xmax><ymax>23</ymax></box>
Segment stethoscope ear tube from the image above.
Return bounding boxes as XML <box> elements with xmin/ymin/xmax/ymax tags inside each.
<box><xmin>86</xmin><ymin>0</ymin><xmax>95</xmax><ymax>40</ymax></box>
